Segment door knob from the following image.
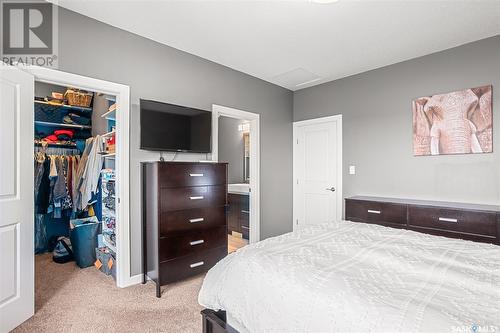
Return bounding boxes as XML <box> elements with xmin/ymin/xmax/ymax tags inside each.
<box><xmin>326</xmin><ymin>187</ymin><xmax>336</xmax><ymax>192</ymax></box>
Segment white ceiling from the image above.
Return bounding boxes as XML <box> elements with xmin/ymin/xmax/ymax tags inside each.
<box><xmin>53</xmin><ymin>0</ymin><xmax>500</xmax><ymax>91</ymax></box>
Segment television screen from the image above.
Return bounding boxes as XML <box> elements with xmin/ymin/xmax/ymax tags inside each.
<box><xmin>140</xmin><ymin>99</ymin><xmax>212</xmax><ymax>153</ymax></box>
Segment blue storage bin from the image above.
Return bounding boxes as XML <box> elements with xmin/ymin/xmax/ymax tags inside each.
<box><xmin>69</xmin><ymin>217</ymin><xmax>100</xmax><ymax>268</ymax></box>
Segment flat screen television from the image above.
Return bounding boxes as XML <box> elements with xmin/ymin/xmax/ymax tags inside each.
<box><xmin>140</xmin><ymin>99</ymin><xmax>212</xmax><ymax>153</ymax></box>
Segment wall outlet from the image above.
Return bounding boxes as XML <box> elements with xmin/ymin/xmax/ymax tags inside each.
<box><xmin>349</xmin><ymin>165</ymin><xmax>356</xmax><ymax>175</ymax></box>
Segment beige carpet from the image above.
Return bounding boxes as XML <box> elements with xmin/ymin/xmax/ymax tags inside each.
<box><xmin>13</xmin><ymin>254</ymin><xmax>204</xmax><ymax>333</ymax></box>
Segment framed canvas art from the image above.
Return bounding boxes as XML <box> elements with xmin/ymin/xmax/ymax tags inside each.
<box><xmin>412</xmin><ymin>85</ymin><xmax>492</xmax><ymax>156</ymax></box>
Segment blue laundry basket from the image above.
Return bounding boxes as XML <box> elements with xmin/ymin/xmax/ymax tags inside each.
<box><xmin>69</xmin><ymin>217</ymin><xmax>100</xmax><ymax>268</ymax></box>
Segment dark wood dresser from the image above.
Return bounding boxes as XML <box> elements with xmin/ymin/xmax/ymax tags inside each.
<box><xmin>345</xmin><ymin>196</ymin><xmax>500</xmax><ymax>245</ymax></box>
<box><xmin>142</xmin><ymin>162</ymin><xmax>228</xmax><ymax>297</ymax></box>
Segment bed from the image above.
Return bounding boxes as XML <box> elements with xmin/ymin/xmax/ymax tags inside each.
<box><xmin>199</xmin><ymin>217</ymin><xmax>500</xmax><ymax>333</ymax></box>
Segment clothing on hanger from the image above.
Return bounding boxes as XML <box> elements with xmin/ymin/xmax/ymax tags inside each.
<box><xmin>74</xmin><ymin>136</ymin><xmax>104</xmax><ymax>211</ymax></box>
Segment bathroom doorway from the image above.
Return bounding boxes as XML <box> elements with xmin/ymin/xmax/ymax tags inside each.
<box><xmin>211</xmin><ymin>105</ymin><xmax>260</xmax><ymax>252</ymax></box>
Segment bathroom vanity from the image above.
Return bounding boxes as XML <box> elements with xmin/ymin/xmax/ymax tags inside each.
<box><xmin>227</xmin><ymin>184</ymin><xmax>250</xmax><ymax>240</ymax></box>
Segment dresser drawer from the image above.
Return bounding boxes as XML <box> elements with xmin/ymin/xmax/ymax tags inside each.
<box><xmin>159</xmin><ymin>163</ymin><xmax>226</xmax><ymax>188</ymax></box>
<box><xmin>160</xmin><ymin>185</ymin><xmax>226</xmax><ymax>212</ymax></box>
<box><xmin>345</xmin><ymin>199</ymin><xmax>407</xmax><ymax>225</ymax></box>
<box><xmin>160</xmin><ymin>207</ymin><xmax>226</xmax><ymax>236</ymax></box>
<box><xmin>159</xmin><ymin>226</ymin><xmax>227</xmax><ymax>262</ymax></box>
<box><xmin>159</xmin><ymin>246</ymin><xmax>227</xmax><ymax>284</ymax></box>
<box><xmin>408</xmin><ymin>206</ymin><xmax>497</xmax><ymax>237</ymax></box>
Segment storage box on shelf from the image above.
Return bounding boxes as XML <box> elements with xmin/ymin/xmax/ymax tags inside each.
<box><xmin>65</xmin><ymin>89</ymin><xmax>93</xmax><ymax>107</ymax></box>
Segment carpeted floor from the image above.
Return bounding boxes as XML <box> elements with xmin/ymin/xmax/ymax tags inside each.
<box><xmin>13</xmin><ymin>254</ymin><xmax>204</xmax><ymax>333</ymax></box>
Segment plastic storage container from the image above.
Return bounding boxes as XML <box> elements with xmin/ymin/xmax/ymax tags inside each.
<box><xmin>70</xmin><ymin>216</ymin><xmax>100</xmax><ymax>268</ymax></box>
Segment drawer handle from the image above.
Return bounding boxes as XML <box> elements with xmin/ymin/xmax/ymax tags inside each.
<box><xmin>241</xmin><ymin>226</ymin><xmax>250</xmax><ymax>230</ymax></box>
<box><xmin>190</xmin><ymin>196</ymin><xmax>204</xmax><ymax>200</ymax></box>
<box><xmin>190</xmin><ymin>261</ymin><xmax>204</xmax><ymax>268</ymax></box>
<box><xmin>190</xmin><ymin>239</ymin><xmax>204</xmax><ymax>246</ymax></box>
<box><xmin>189</xmin><ymin>218</ymin><xmax>204</xmax><ymax>223</ymax></box>
<box><xmin>241</xmin><ymin>210</ymin><xmax>250</xmax><ymax>214</ymax></box>
<box><xmin>189</xmin><ymin>173</ymin><xmax>204</xmax><ymax>177</ymax></box>
<box><xmin>438</xmin><ymin>217</ymin><xmax>458</xmax><ymax>223</ymax></box>
<box><xmin>367</xmin><ymin>210</ymin><xmax>381</xmax><ymax>214</ymax></box>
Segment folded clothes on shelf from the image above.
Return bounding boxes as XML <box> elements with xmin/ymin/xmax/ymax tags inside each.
<box><xmin>44</xmin><ymin>134</ymin><xmax>58</xmax><ymax>142</ymax></box>
<box><xmin>63</xmin><ymin>113</ymin><xmax>91</xmax><ymax>126</ymax></box>
<box><xmin>43</xmin><ymin>129</ymin><xmax>75</xmax><ymax>143</ymax></box>
<box><xmin>54</xmin><ymin>129</ymin><xmax>74</xmax><ymax>138</ymax></box>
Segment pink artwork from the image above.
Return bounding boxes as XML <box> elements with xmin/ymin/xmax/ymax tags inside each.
<box><xmin>412</xmin><ymin>85</ymin><xmax>492</xmax><ymax>156</ymax></box>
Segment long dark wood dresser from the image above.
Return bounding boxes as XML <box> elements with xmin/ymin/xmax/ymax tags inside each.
<box><xmin>345</xmin><ymin>196</ymin><xmax>500</xmax><ymax>245</ymax></box>
<box><xmin>142</xmin><ymin>162</ymin><xmax>228</xmax><ymax>297</ymax></box>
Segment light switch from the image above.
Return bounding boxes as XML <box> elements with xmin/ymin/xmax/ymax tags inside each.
<box><xmin>349</xmin><ymin>165</ymin><xmax>356</xmax><ymax>175</ymax></box>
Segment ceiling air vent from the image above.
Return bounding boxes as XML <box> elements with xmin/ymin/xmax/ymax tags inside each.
<box><xmin>271</xmin><ymin>68</ymin><xmax>322</xmax><ymax>90</ymax></box>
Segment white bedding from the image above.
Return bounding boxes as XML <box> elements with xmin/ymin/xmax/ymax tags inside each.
<box><xmin>199</xmin><ymin>220</ymin><xmax>500</xmax><ymax>333</ymax></box>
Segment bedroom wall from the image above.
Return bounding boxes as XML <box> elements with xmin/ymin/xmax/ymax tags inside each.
<box><xmin>294</xmin><ymin>35</ymin><xmax>500</xmax><ymax>208</ymax></box>
<box><xmin>56</xmin><ymin>8</ymin><xmax>293</xmax><ymax>276</ymax></box>
<box><xmin>218</xmin><ymin>116</ymin><xmax>246</xmax><ymax>184</ymax></box>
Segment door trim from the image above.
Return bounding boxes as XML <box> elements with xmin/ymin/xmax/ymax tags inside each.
<box><xmin>15</xmin><ymin>65</ymin><xmax>134</xmax><ymax>288</ymax></box>
<box><xmin>211</xmin><ymin>104</ymin><xmax>260</xmax><ymax>244</ymax></box>
<box><xmin>293</xmin><ymin>115</ymin><xmax>343</xmax><ymax>231</ymax></box>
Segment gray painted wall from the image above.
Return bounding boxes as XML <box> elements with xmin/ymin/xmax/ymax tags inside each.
<box><xmin>218</xmin><ymin>116</ymin><xmax>246</xmax><ymax>183</ymax></box>
<box><xmin>56</xmin><ymin>8</ymin><xmax>293</xmax><ymax>276</ymax></box>
<box><xmin>91</xmin><ymin>95</ymin><xmax>111</xmax><ymax>137</ymax></box>
<box><xmin>294</xmin><ymin>35</ymin><xmax>500</xmax><ymax>208</ymax></box>
<box><xmin>35</xmin><ymin>82</ymin><xmax>65</xmax><ymax>98</ymax></box>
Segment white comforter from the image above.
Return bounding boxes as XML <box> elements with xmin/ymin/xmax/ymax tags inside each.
<box><xmin>199</xmin><ymin>220</ymin><xmax>500</xmax><ymax>333</ymax></box>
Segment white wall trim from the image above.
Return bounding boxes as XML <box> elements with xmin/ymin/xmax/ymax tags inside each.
<box><xmin>293</xmin><ymin>114</ymin><xmax>343</xmax><ymax>230</ymax></box>
<box><xmin>16</xmin><ymin>65</ymin><xmax>134</xmax><ymax>288</ymax></box>
<box><xmin>212</xmin><ymin>104</ymin><xmax>261</xmax><ymax>243</ymax></box>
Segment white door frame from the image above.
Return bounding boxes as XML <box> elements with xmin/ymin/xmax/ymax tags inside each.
<box><xmin>16</xmin><ymin>65</ymin><xmax>134</xmax><ymax>288</ymax></box>
<box><xmin>211</xmin><ymin>104</ymin><xmax>260</xmax><ymax>243</ymax></box>
<box><xmin>293</xmin><ymin>115</ymin><xmax>343</xmax><ymax>230</ymax></box>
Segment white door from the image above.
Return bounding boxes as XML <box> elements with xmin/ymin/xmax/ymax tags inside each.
<box><xmin>0</xmin><ymin>65</ymin><xmax>34</xmax><ymax>333</ymax></box>
<box><xmin>294</xmin><ymin>116</ymin><xmax>342</xmax><ymax>229</ymax></box>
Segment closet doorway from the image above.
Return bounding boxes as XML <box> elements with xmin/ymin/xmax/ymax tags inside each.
<box><xmin>1</xmin><ymin>64</ymin><xmax>131</xmax><ymax>332</ymax></box>
<box><xmin>211</xmin><ymin>104</ymin><xmax>260</xmax><ymax>251</ymax></box>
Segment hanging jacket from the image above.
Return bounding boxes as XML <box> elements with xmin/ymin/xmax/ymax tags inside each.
<box><xmin>53</xmin><ymin>156</ymin><xmax>67</xmax><ymax>201</ymax></box>
<box><xmin>35</xmin><ymin>157</ymin><xmax>51</xmax><ymax>214</ymax></box>
<box><xmin>74</xmin><ymin>138</ymin><xmax>94</xmax><ymax>211</ymax></box>
<box><xmin>34</xmin><ymin>153</ymin><xmax>46</xmax><ymax>200</ymax></box>
<box><xmin>80</xmin><ymin>135</ymin><xmax>103</xmax><ymax>210</ymax></box>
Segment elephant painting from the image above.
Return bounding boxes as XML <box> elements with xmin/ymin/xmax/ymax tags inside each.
<box><xmin>412</xmin><ymin>85</ymin><xmax>492</xmax><ymax>156</ymax></box>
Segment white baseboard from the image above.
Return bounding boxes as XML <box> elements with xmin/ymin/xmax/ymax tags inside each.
<box><xmin>119</xmin><ymin>274</ymin><xmax>143</xmax><ymax>288</ymax></box>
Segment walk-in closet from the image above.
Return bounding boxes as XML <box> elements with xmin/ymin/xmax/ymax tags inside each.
<box><xmin>34</xmin><ymin>81</ymin><xmax>119</xmax><ymax>280</ymax></box>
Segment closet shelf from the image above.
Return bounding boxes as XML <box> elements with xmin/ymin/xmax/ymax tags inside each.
<box><xmin>100</xmin><ymin>152</ymin><xmax>116</xmax><ymax>159</ymax></box>
<box><xmin>34</xmin><ymin>141</ymin><xmax>77</xmax><ymax>148</ymax></box>
<box><xmin>101</xmin><ymin>108</ymin><xmax>116</xmax><ymax>121</ymax></box>
<box><xmin>101</xmin><ymin>130</ymin><xmax>115</xmax><ymax>137</ymax></box>
<box><xmin>35</xmin><ymin>120</ymin><xmax>92</xmax><ymax>129</ymax></box>
<box><xmin>34</xmin><ymin>100</ymin><xmax>92</xmax><ymax>112</ymax></box>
